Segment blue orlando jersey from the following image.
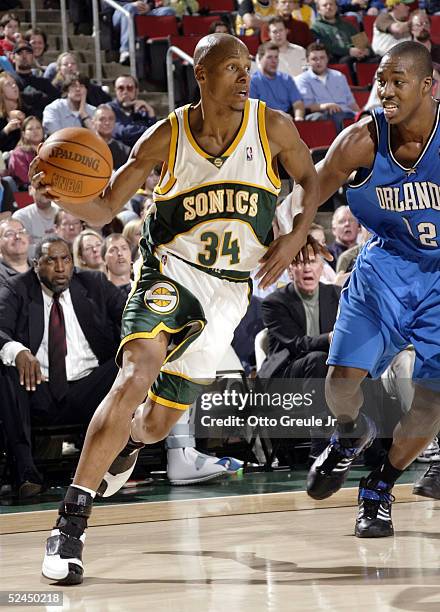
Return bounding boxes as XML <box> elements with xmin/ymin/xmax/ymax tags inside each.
<box><xmin>347</xmin><ymin>105</ymin><xmax>440</xmax><ymax>261</ymax></box>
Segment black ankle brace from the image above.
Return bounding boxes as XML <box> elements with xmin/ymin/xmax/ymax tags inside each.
<box><xmin>58</xmin><ymin>486</ymin><xmax>93</xmax><ymax>519</ymax></box>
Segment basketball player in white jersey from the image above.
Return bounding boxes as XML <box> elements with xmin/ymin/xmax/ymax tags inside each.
<box><xmin>30</xmin><ymin>33</ymin><xmax>320</xmax><ymax>584</ymax></box>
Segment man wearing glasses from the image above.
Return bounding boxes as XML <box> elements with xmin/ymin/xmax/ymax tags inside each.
<box><xmin>109</xmin><ymin>75</ymin><xmax>157</xmax><ymax>147</ymax></box>
<box><xmin>0</xmin><ymin>218</ymin><xmax>31</xmax><ymax>283</ymax></box>
<box><xmin>53</xmin><ymin>210</ymin><xmax>83</xmax><ymax>245</ymax></box>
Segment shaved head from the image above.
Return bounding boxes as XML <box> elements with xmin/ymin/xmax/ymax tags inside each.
<box><xmin>384</xmin><ymin>40</ymin><xmax>433</xmax><ymax>79</ymax></box>
<box><xmin>194</xmin><ymin>33</ymin><xmax>248</xmax><ymax>69</ymax></box>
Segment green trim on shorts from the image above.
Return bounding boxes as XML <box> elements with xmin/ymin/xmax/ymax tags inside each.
<box><xmin>149</xmin><ymin>370</ymin><xmax>207</xmax><ymax>410</ymax></box>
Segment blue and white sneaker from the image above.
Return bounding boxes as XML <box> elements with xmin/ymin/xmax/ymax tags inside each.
<box><xmin>307</xmin><ymin>415</ymin><xmax>376</xmax><ymax>500</ymax></box>
<box><xmin>355</xmin><ymin>477</ymin><xmax>394</xmax><ymax>538</ymax></box>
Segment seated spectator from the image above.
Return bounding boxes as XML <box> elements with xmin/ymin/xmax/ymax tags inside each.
<box><xmin>259</xmin><ymin>257</ymin><xmax>341</xmax><ymax>459</ymax></box>
<box><xmin>0</xmin><ymin>217</ymin><xmax>30</xmax><ymax>281</ymax></box>
<box><xmin>295</xmin><ymin>42</ymin><xmax>359</xmax><ymax>132</ymax></box>
<box><xmin>308</xmin><ymin>222</ymin><xmax>337</xmax><ymax>284</ymax></box>
<box><xmin>260</xmin><ymin>0</ymin><xmax>315</xmax><ymax>48</ymax></box>
<box><xmin>208</xmin><ymin>20</ymin><xmax>234</xmax><ymax>35</ymax></box>
<box><xmin>236</xmin><ymin>0</ymin><xmax>276</xmax><ymax>36</ymax></box>
<box><xmin>170</xmin><ymin>0</ymin><xmax>199</xmax><ymax>18</ymax></box>
<box><xmin>92</xmin><ymin>104</ymin><xmax>131</xmax><ymax>170</ymax></box>
<box><xmin>101</xmin><ymin>233</ymin><xmax>132</xmax><ymax>290</ymax></box>
<box><xmin>291</xmin><ymin>0</ymin><xmax>315</xmax><ymax>26</ymax></box>
<box><xmin>372</xmin><ymin>0</ymin><xmax>411</xmax><ymax>57</ymax></box>
<box><xmin>0</xmin><ymin>236</ymin><xmax>126</xmax><ymax>496</ymax></box>
<box><xmin>250</xmin><ymin>43</ymin><xmax>305</xmax><ymax>119</ymax></box>
<box><xmin>73</xmin><ymin>229</ymin><xmax>105</xmax><ymax>272</ymax></box>
<box><xmin>45</xmin><ymin>52</ymin><xmax>111</xmax><ymax>107</ymax></box>
<box><xmin>0</xmin><ymin>13</ymin><xmax>21</xmax><ymax>55</ymax></box>
<box><xmin>312</xmin><ymin>0</ymin><xmax>377</xmax><ymax>83</ymax></box>
<box><xmin>24</xmin><ymin>28</ymin><xmax>49</xmax><ymax>75</ymax></box>
<box><xmin>7</xmin><ymin>115</ymin><xmax>44</xmax><ymax>190</ymax></box>
<box><xmin>42</xmin><ymin>74</ymin><xmax>96</xmax><ymax>136</ymax></box>
<box><xmin>54</xmin><ymin>209</ymin><xmax>83</xmax><ymax>244</ymax></box>
<box><xmin>110</xmin><ymin>75</ymin><xmax>156</xmax><ymax>147</ymax></box>
<box><xmin>11</xmin><ymin>42</ymin><xmax>58</xmax><ymax>119</ymax></box>
<box><xmin>112</xmin><ymin>1</ymin><xmax>175</xmax><ymax>65</ymax></box>
<box><xmin>12</xmin><ymin>187</ymin><xmax>58</xmax><ymax>255</ymax></box>
<box><xmin>0</xmin><ymin>71</ymin><xmax>26</xmax><ymax>152</ymax></box>
<box><xmin>327</xmin><ymin>205</ymin><xmax>360</xmax><ymax>269</ymax></box>
<box><xmin>122</xmin><ymin>218</ymin><xmax>142</xmax><ymax>260</ymax></box>
<box><xmin>267</xmin><ymin>16</ymin><xmax>307</xmax><ymax>78</ymax></box>
<box><xmin>409</xmin><ymin>11</ymin><xmax>440</xmax><ymax>77</ymax></box>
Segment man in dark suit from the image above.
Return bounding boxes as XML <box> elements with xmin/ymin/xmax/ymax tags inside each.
<box><xmin>259</xmin><ymin>257</ymin><xmax>341</xmax><ymax>457</ymax></box>
<box><xmin>0</xmin><ymin>236</ymin><xmax>126</xmax><ymax>497</ymax></box>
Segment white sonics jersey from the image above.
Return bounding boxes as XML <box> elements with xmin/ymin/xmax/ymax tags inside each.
<box><xmin>146</xmin><ymin>98</ymin><xmax>281</xmax><ymax>280</ymax></box>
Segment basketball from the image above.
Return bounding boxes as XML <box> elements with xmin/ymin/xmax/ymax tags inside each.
<box><xmin>37</xmin><ymin>127</ymin><xmax>113</xmax><ymax>204</ymax></box>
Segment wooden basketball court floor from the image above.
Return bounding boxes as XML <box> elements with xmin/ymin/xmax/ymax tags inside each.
<box><xmin>1</xmin><ymin>481</ymin><xmax>439</xmax><ymax>612</ymax></box>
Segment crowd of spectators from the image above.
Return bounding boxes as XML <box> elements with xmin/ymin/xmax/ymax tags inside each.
<box><xmin>1</xmin><ymin>0</ymin><xmax>439</xmax><ymax>496</ymax></box>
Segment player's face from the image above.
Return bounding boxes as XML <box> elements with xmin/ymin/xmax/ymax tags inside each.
<box><xmin>0</xmin><ymin>220</ymin><xmax>29</xmax><ymax>258</ymax></box>
<box><xmin>202</xmin><ymin>47</ymin><xmax>251</xmax><ymax>111</ymax></box>
<box><xmin>291</xmin><ymin>259</ymin><xmax>323</xmax><ymax>295</ymax></box>
<box><xmin>104</xmin><ymin>237</ymin><xmax>132</xmax><ymax>276</ymax></box>
<box><xmin>376</xmin><ymin>56</ymin><xmax>432</xmax><ymax>124</ymax></box>
<box><xmin>35</xmin><ymin>241</ymin><xmax>74</xmax><ymax>294</ymax></box>
<box><xmin>81</xmin><ymin>234</ymin><xmax>104</xmax><ymax>268</ymax></box>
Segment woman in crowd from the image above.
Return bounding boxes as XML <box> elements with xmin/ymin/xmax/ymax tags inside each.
<box><xmin>24</xmin><ymin>27</ymin><xmax>49</xmax><ymax>75</ymax></box>
<box><xmin>122</xmin><ymin>218</ymin><xmax>142</xmax><ymax>262</ymax></box>
<box><xmin>73</xmin><ymin>229</ymin><xmax>105</xmax><ymax>272</ymax></box>
<box><xmin>7</xmin><ymin>115</ymin><xmax>44</xmax><ymax>190</ymax></box>
<box><xmin>46</xmin><ymin>51</ymin><xmax>111</xmax><ymax>106</ymax></box>
<box><xmin>0</xmin><ymin>72</ymin><xmax>27</xmax><ymax>152</ymax></box>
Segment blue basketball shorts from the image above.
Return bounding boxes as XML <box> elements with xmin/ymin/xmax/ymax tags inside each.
<box><xmin>328</xmin><ymin>239</ymin><xmax>440</xmax><ymax>386</ymax></box>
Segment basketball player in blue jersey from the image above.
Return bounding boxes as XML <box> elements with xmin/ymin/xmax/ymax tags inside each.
<box><xmin>305</xmin><ymin>40</ymin><xmax>440</xmax><ymax>537</ymax></box>
<box><xmin>29</xmin><ymin>34</ymin><xmax>319</xmax><ymax>584</ymax></box>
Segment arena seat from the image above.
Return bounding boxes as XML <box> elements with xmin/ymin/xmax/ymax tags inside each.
<box><xmin>135</xmin><ymin>15</ymin><xmax>179</xmax><ymax>38</ymax></box>
<box><xmin>353</xmin><ymin>89</ymin><xmax>370</xmax><ymax>108</ymax></box>
<box><xmin>238</xmin><ymin>34</ymin><xmax>260</xmax><ymax>56</ymax></box>
<box><xmin>341</xmin><ymin>15</ymin><xmax>359</xmax><ymax>31</ymax></box>
<box><xmin>255</xmin><ymin>328</ymin><xmax>269</xmax><ymax>372</ymax></box>
<box><xmin>329</xmin><ymin>63</ymin><xmax>353</xmax><ymax>86</ymax></box>
<box><xmin>362</xmin><ymin>15</ymin><xmax>375</xmax><ymax>43</ymax></box>
<box><xmin>182</xmin><ymin>15</ymin><xmax>221</xmax><ymax>35</ymax></box>
<box><xmin>169</xmin><ymin>35</ymin><xmax>201</xmax><ymax>58</ymax></box>
<box><xmin>356</xmin><ymin>62</ymin><xmax>379</xmax><ymax>87</ymax></box>
<box><xmin>198</xmin><ymin>0</ymin><xmax>235</xmax><ymax>12</ymax></box>
<box><xmin>296</xmin><ymin>120</ymin><xmax>337</xmax><ymax>149</ymax></box>
<box><xmin>431</xmin><ymin>15</ymin><xmax>440</xmax><ymax>44</ymax></box>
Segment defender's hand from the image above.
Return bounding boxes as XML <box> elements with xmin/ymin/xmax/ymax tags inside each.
<box><xmin>256</xmin><ymin>233</ymin><xmax>307</xmax><ymax>289</ymax></box>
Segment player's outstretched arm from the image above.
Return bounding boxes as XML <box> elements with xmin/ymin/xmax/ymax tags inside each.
<box><xmin>256</xmin><ymin>108</ymin><xmax>319</xmax><ymax>288</ymax></box>
<box><xmin>315</xmin><ymin>115</ymin><xmax>376</xmax><ymax>206</ymax></box>
<box><xmin>29</xmin><ymin>119</ymin><xmax>172</xmax><ymax>226</ymax></box>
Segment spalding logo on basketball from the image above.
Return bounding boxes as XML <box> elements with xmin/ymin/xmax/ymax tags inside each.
<box><xmin>144</xmin><ymin>282</ymin><xmax>179</xmax><ymax>314</ymax></box>
<box><xmin>38</xmin><ymin>127</ymin><xmax>113</xmax><ymax>205</ymax></box>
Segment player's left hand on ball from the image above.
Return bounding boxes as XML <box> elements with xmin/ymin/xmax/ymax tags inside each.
<box><xmin>256</xmin><ymin>233</ymin><xmax>307</xmax><ymax>289</ymax></box>
<box><xmin>28</xmin><ymin>157</ymin><xmax>59</xmax><ymax>201</ymax></box>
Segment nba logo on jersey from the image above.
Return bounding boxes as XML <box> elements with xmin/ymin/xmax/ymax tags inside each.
<box><xmin>246</xmin><ymin>146</ymin><xmax>253</xmax><ymax>161</ymax></box>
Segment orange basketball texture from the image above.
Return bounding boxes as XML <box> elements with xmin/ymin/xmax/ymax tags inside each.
<box><xmin>38</xmin><ymin>127</ymin><xmax>113</xmax><ymax>204</ymax></box>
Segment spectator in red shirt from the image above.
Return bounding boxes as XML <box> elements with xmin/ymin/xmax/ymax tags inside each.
<box><xmin>0</xmin><ymin>13</ymin><xmax>21</xmax><ymax>55</ymax></box>
<box><xmin>7</xmin><ymin>116</ymin><xmax>44</xmax><ymax>190</ymax></box>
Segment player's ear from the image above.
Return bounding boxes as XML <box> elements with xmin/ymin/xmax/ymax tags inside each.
<box><xmin>194</xmin><ymin>63</ymin><xmax>206</xmax><ymax>84</ymax></box>
<box><xmin>422</xmin><ymin>75</ymin><xmax>433</xmax><ymax>93</ymax></box>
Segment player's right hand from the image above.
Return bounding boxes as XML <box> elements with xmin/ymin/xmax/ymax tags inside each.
<box><xmin>15</xmin><ymin>350</ymin><xmax>45</xmax><ymax>392</ymax></box>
